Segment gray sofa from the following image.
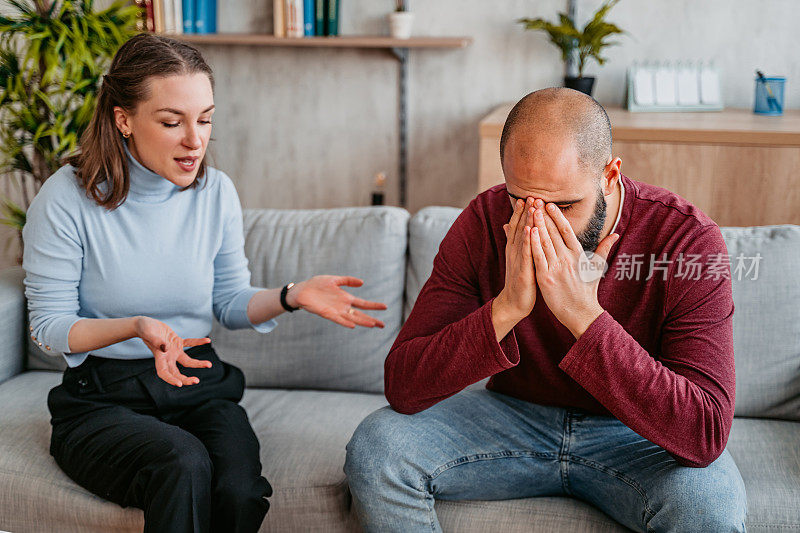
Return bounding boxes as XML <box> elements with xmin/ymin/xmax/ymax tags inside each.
<box><xmin>0</xmin><ymin>205</ymin><xmax>798</xmax><ymax>532</ymax></box>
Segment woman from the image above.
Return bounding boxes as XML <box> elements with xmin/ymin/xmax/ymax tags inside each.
<box><xmin>22</xmin><ymin>33</ymin><xmax>386</xmax><ymax>533</ymax></box>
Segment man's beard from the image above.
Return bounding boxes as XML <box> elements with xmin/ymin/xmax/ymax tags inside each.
<box><xmin>576</xmin><ymin>185</ymin><xmax>607</xmax><ymax>252</ymax></box>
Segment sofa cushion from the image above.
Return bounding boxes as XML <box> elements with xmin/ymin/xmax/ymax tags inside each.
<box><xmin>0</xmin><ymin>266</ymin><xmax>26</xmax><ymax>383</ymax></box>
<box><xmin>0</xmin><ymin>370</ymin><xmax>388</xmax><ymax>533</ymax></box>
<box><xmin>406</xmin><ymin>207</ymin><xmax>461</xmax><ymax>320</ymax></box>
<box><xmin>242</xmin><ymin>387</ymin><xmax>388</xmax><ymax>531</ymax></box>
<box><xmin>0</xmin><ymin>371</ymin><xmax>142</xmax><ymax>533</ymax></box>
<box><xmin>726</xmin><ymin>416</ymin><xmax>800</xmax><ymax>531</ymax></box>
<box><xmin>720</xmin><ymin>225</ymin><xmax>800</xmax><ymax>420</ymax></box>
<box><xmin>211</xmin><ymin>206</ymin><xmax>409</xmax><ymax>393</ymax></box>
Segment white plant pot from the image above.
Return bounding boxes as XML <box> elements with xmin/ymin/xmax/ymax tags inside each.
<box><xmin>389</xmin><ymin>11</ymin><xmax>414</xmax><ymax>39</ymax></box>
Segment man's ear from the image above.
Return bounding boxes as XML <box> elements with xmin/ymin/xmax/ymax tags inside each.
<box><xmin>601</xmin><ymin>157</ymin><xmax>622</xmax><ymax>195</ymax></box>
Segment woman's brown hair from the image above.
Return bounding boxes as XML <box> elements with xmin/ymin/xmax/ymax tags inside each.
<box><xmin>64</xmin><ymin>33</ymin><xmax>215</xmax><ymax>210</ymax></box>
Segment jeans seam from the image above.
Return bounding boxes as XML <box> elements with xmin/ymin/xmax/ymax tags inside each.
<box><xmin>421</xmin><ymin>450</ymin><xmax>558</xmax><ymax>531</ymax></box>
<box><xmin>417</xmin><ymin>473</ymin><xmax>437</xmax><ymax>532</ymax></box>
<box><xmin>426</xmin><ymin>450</ymin><xmax>558</xmax><ymax>480</ymax></box>
<box><xmin>568</xmin><ymin>454</ymin><xmax>656</xmax><ymax>524</ymax></box>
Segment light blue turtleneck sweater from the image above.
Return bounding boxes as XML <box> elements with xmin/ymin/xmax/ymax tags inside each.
<box><xmin>22</xmin><ymin>139</ymin><xmax>276</xmax><ymax>367</ymax></box>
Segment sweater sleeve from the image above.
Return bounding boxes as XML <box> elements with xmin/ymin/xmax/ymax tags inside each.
<box><xmin>384</xmin><ymin>207</ymin><xmax>520</xmax><ymax>414</ymax></box>
<box><xmin>212</xmin><ymin>173</ymin><xmax>277</xmax><ymax>333</ymax></box>
<box><xmin>558</xmin><ymin>224</ymin><xmax>735</xmax><ymax>468</ymax></box>
<box><xmin>21</xmin><ymin>173</ymin><xmax>89</xmax><ymax>364</ymax></box>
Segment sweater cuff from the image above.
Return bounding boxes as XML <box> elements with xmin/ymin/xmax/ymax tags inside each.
<box><xmin>230</xmin><ymin>287</ymin><xmax>278</xmax><ymax>333</ymax></box>
<box><xmin>558</xmin><ymin>309</ymin><xmax>614</xmax><ymax>375</ymax></box>
<box><xmin>483</xmin><ymin>297</ymin><xmax>520</xmax><ymax>370</ymax></box>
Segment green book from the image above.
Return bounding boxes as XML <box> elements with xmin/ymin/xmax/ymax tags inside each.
<box><xmin>315</xmin><ymin>0</ymin><xmax>325</xmax><ymax>35</ymax></box>
<box><xmin>326</xmin><ymin>0</ymin><xmax>339</xmax><ymax>36</ymax></box>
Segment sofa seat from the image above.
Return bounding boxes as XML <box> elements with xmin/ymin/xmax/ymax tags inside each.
<box><xmin>0</xmin><ymin>371</ymin><xmax>386</xmax><ymax>532</ymax></box>
<box><xmin>2</xmin><ymin>371</ymin><xmax>799</xmax><ymax>533</ymax></box>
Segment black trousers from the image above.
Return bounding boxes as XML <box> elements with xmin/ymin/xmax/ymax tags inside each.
<box><xmin>47</xmin><ymin>343</ymin><xmax>272</xmax><ymax>533</ymax></box>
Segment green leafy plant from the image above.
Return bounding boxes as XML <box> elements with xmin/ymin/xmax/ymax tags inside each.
<box><xmin>0</xmin><ymin>0</ymin><xmax>140</xmax><ymax>257</ymax></box>
<box><xmin>518</xmin><ymin>0</ymin><xmax>625</xmax><ymax>78</ymax></box>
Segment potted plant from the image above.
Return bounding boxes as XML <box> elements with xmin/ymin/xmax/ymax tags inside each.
<box><xmin>0</xmin><ymin>0</ymin><xmax>139</xmax><ymax>263</ymax></box>
<box><xmin>518</xmin><ymin>0</ymin><xmax>625</xmax><ymax>96</ymax></box>
<box><xmin>389</xmin><ymin>0</ymin><xmax>413</xmax><ymax>40</ymax></box>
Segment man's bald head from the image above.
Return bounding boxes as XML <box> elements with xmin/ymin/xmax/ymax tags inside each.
<box><xmin>500</xmin><ymin>87</ymin><xmax>612</xmax><ymax>174</ymax></box>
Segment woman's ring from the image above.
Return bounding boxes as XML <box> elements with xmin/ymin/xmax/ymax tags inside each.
<box><xmin>347</xmin><ymin>307</ymin><xmax>355</xmax><ymax>315</ymax></box>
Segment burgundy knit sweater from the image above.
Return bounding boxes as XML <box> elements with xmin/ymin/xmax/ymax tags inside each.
<box><xmin>385</xmin><ymin>174</ymin><xmax>735</xmax><ymax>468</ymax></box>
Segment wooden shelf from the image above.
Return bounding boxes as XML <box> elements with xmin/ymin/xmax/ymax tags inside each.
<box><xmin>164</xmin><ymin>33</ymin><xmax>472</xmax><ymax>49</ymax></box>
<box><xmin>481</xmin><ymin>104</ymin><xmax>800</xmax><ymax>147</ymax></box>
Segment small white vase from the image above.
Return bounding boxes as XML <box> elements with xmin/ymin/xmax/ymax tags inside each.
<box><xmin>389</xmin><ymin>11</ymin><xmax>414</xmax><ymax>39</ymax></box>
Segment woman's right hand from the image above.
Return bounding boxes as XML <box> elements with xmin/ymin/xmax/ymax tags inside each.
<box><xmin>135</xmin><ymin>316</ymin><xmax>213</xmax><ymax>387</ymax></box>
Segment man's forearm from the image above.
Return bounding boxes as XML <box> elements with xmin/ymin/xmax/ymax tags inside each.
<box><xmin>67</xmin><ymin>317</ymin><xmax>141</xmax><ymax>354</ymax></box>
<box><xmin>491</xmin><ymin>291</ymin><xmax>525</xmax><ymax>342</ymax></box>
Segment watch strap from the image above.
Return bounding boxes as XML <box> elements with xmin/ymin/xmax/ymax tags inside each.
<box><xmin>280</xmin><ymin>282</ymin><xmax>300</xmax><ymax>312</ymax></box>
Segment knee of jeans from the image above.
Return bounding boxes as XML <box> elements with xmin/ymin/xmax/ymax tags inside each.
<box><xmin>652</xmin><ymin>475</ymin><xmax>747</xmax><ymax>532</ymax></box>
<box><xmin>344</xmin><ymin>407</ymin><xmax>418</xmax><ymax>485</ymax></box>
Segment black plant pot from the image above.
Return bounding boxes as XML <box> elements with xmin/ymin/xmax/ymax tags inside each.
<box><xmin>564</xmin><ymin>76</ymin><xmax>596</xmax><ymax>96</ymax></box>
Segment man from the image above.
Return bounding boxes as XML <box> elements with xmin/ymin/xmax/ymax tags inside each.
<box><xmin>344</xmin><ymin>88</ymin><xmax>747</xmax><ymax>532</ymax></box>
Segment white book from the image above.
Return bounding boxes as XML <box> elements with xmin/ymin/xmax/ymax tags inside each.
<box><xmin>163</xmin><ymin>0</ymin><xmax>174</xmax><ymax>33</ymax></box>
<box><xmin>173</xmin><ymin>0</ymin><xmax>183</xmax><ymax>35</ymax></box>
<box><xmin>285</xmin><ymin>0</ymin><xmax>304</xmax><ymax>38</ymax></box>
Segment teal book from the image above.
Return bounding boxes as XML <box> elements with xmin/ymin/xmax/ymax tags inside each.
<box><xmin>326</xmin><ymin>0</ymin><xmax>339</xmax><ymax>36</ymax></box>
<box><xmin>315</xmin><ymin>0</ymin><xmax>325</xmax><ymax>35</ymax></box>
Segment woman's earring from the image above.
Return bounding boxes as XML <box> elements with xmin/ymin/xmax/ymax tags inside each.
<box><xmin>122</xmin><ymin>131</ymin><xmax>131</xmax><ymax>138</ymax></box>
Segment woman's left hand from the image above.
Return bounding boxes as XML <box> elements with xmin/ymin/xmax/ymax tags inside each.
<box><xmin>288</xmin><ymin>276</ymin><xmax>387</xmax><ymax>329</ymax></box>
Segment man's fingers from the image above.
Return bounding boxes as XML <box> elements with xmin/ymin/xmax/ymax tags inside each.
<box><xmin>594</xmin><ymin>233</ymin><xmax>620</xmax><ymax>263</ymax></box>
<box><xmin>530</xmin><ymin>227</ymin><xmax>549</xmax><ymax>272</ymax></box>
<box><xmin>514</xmin><ymin>199</ymin><xmax>533</xmax><ymax>245</ymax></box>
<box><xmin>177</xmin><ymin>353</ymin><xmax>212</xmax><ymax>369</ymax></box>
<box><xmin>533</xmin><ymin>208</ymin><xmax>558</xmax><ymax>266</ymax></box>
<box><xmin>546</xmin><ymin>203</ymin><xmax>582</xmax><ymax>252</ymax></box>
<box><xmin>507</xmin><ymin>199</ymin><xmax>524</xmax><ymax>245</ymax></box>
<box><xmin>541</xmin><ymin>208</ymin><xmax>569</xmax><ymax>257</ymax></box>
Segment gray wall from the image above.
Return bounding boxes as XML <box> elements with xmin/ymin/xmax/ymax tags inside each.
<box><xmin>2</xmin><ymin>0</ymin><xmax>798</xmax><ymax>269</ymax></box>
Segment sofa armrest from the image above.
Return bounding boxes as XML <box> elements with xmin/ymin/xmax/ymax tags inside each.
<box><xmin>0</xmin><ymin>266</ymin><xmax>26</xmax><ymax>383</ymax></box>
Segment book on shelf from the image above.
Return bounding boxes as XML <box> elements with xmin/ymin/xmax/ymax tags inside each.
<box><xmin>285</xmin><ymin>0</ymin><xmax>304</xmax><ymax>38</ymax></box>
<box><xmin>195</xmin><ymin>0</ymin><xmax>217</xmax><ymax>34</ymax></box>
<box><xmin>138</xmin><ymin>0</ymin><xmax>217</xmax><ymax>36</ymax></box>
<box><xmin>273</xmin><ymin>0</ymin><xmax>340</xmax><ymax>37</ymax></box>
<box><xmin>273</xmin><ymin>0</ymin><xmax>285</xmax><ymax>37</ymax></box>
<box><xmin>314</xmin><ymin>0</ymin><xmax>325</xmax><ymax>36</ymax></box>
<box><xmin>303</xmin><ymin>0</ymin><xmax>315</xmax><ymax>36</ymax></box>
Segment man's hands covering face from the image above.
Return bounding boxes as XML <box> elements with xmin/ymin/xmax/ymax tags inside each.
<box><xmin>494</xmin><ymin>196</ymin><xmax>620</xmax><ymax>341</ymax></box>
<box><xmin>529</xmin><ymin>198</ymin><xmax>619</xmax><ymax>338</ymax></box>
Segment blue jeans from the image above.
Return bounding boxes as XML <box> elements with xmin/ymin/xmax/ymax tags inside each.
<box><xmin>344</xmin><ymin>389</ymin><xmax>747</xmax><ymax>532</ymax></box>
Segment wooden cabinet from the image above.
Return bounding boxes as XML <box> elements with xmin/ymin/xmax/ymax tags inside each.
<box><xmin>479</xmin><ymin>105</ymin><xmax>800</xmax><ymax>227</ymax></box>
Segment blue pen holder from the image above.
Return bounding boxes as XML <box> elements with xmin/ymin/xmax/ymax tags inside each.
<box><xmin>754</xmin><ymin>76</ymin><xmax>786</xmax><ymax>116</ymax></box>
